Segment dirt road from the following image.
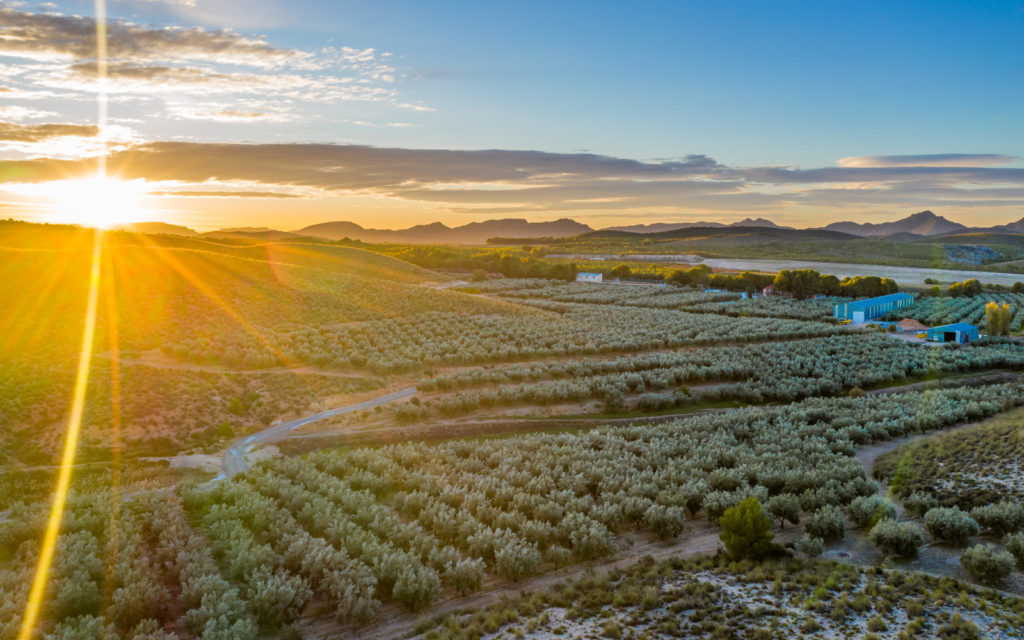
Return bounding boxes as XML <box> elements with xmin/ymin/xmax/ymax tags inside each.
<box><xmin>305</xmin><ymin>520</ymin><xmax>803</xmax><ymax>640</ymax></box>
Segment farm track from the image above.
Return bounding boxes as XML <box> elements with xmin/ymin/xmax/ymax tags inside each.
<box><xmin>278</xmin><ymin>370</ymin><xmax>1024</xmax><ymax>455</ymax></box>
<box><xmin>833</xmin><ymin>419</ymin><xmax>1024</xmax><ymax>596</ymax></box>
<box><xmin>306</xmin><ymin>522</ymin><xmax>805</xmax><ymax>640</ymax></box>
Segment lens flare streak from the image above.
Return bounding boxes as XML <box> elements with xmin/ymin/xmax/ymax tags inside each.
<box><xmin>16</xmin><ymin>230</ymin><xmax>103</xmax><ymax>640</ymax></box>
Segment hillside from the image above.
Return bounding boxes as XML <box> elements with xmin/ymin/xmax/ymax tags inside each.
<box><xmin>0</xmin><ymin>221</ymin><xmax>519</xmax><ymax>460</ymax></box>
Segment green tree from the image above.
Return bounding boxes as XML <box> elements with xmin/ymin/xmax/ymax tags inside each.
<box><xmin>718</xmin><ymin>497</ymin><xmax>775</xmax><ymax>559</ymax></box>
<box><xmin>609</xmin><ymin>264</ymin><xmax>632</xmax><ymax>280</ymax></box>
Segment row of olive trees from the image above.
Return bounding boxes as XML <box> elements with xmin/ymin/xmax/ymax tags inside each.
<box><xmin>413</xmin><ymin>334</ymin><xmax>1024</xmax><ymax>416</ymax></box>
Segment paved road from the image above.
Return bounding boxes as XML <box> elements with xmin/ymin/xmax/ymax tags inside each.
<box><xmin>219</xmin><ymin>387</ymin><xmax>416</xmax><ymax>479</ymax></box>
<box><xmin>550</xmin><ymin>253</ymin><xmax>1024</xmax><ymax>286</ymax></box>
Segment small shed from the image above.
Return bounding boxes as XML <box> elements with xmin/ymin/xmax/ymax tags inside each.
<box><xmin>576</xmin><ymin>272</ymin><xmax>603</xmax><ymax>284</ymax></box>
<box><xmin>926</xmin><ymin>322</ymin><xmax>979</xmax><ymax>344</ymax></box>
<box><xmin>897</xmin><ymin>318</ymin><xmax>928</xmax><ymax>333</ymax></box>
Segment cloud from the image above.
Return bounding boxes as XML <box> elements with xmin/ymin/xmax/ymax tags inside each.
<box><xmin>0</xmin><ymin>105</ymin><xmax>56</xmax><ymax>120</ymax></box>
<box><xmin>3</xmin><ymin>142</ymin><xmax>1023</xmax><ymax>216</ymax></box>
<box><xmin>0</xmin><ymin>5</ymin><xmax>302</xmax><ymax>66</ymax></box>
<box><xmin>0</xmin><ymin>5</ymin><xmax>413</xmax><ymax>122</ymax></box>
<box><xmin>837</xmin><ymin>154</ymin><xmax>1017</xmax><ymax>168</ymax></box>
<box><xmin>0</xmin><ymin>121</ymin><xmax>98</xmax><ymax>142</ymax></box>
<box><xmin>149</xmin><ymin>190</ymin><xmax>302</xmax><ymax>198</ymax></box>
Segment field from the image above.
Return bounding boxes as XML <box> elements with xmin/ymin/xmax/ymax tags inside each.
<box><xmin>888</xmin><ymin>293</ymin><xmax>1024</xmax><ymax>331</ymax></box>
<box><xmin>875</xmin><ymin>407</ymin><xmax>1024</xmax><ymax>508</ymax></box>
<box><xmin>3</xmin><ymin>222</ymin><xmax>1024</xmax><ymax>640</ymax></box>
<box><xmin>501</xmin><ymin>226</ymin><xmax>1024</xmax><ymax>274</ymax></box>
<box><xmin>416</xmin><ymin>556</ymin><xmax>1024</xmax><ymax>640</ymax></box>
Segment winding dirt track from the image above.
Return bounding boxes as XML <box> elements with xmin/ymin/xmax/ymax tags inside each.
<box><xmin>305</xmin><ymin>521</ymin><xmax>803</xmax><ymax>640</ymax></box>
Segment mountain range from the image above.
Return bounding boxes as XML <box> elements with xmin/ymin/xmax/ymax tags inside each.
<box><xmin>120</xmin><ymin>211</ymin><xmax>1024</xmax><ymax>244</ymax></box>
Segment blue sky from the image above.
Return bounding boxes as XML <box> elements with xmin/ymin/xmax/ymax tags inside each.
<box><xmin>1</xmin><ymin>0</ymin><xmax>1022</xmax><ymax>229</ymax></box>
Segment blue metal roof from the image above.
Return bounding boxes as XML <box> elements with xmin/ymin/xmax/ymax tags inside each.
<box><xmin>928</xmin><ymin>322</ymin><xmax>978</xmax><ymax>332</ymax></box>
<box><xmin>842</xmin><ymin>292</ymin><xmax>914</xmax><ymax>311</ymax></box>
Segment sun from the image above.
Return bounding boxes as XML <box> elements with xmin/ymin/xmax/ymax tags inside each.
<box><xmin>47</xmin><ymin>177</ymin><xmax>146</xmax><ymax>229</ymax></box>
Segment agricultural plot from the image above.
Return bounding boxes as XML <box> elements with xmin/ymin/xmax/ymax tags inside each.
<box><xmin>685</xmin><ymin>295</ymin><xmax>837</xmax><ymax>321</ymax></box>
<box><xmin>887</xmin><ymin>293</ymin><xmax>1024</xmax><ymax>331</ymax></box>
<box><xmin>279</xmin><ymin>305</ymin><xmax>839</xmax><ymax>374</ymax></box>
<box><xmin>875</xmin><ymin>406</ymin><xmax>1024</xmax><ymax>508</ymax></box>
<box><xmin>411</xmin><ymin>334</ymin><xmax>1024</xmax><ymax>417</ymax></box>
<box><xmin>489</xmin><ymin>280</ymin><xmax>738</xmax><ymax>308</ymax></box>
<box><xmin>485</xmin><ymin>279</ymin><xmax>841</xmax><ymax>320</ymax></box>
<box><xmin>2</xmin><ymin>386</ymin><xmax>1019</xmax><ymax>636</ymax></box>
<box><xmin>417</xmin><ymin>556</ymin><xmax>1024</xmax><ymax>640</ymax></box>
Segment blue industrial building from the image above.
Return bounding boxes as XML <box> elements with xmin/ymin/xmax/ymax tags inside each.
<box><xmin>927</xmin><ymin>322</ymin><xmax>979</xmax><ymax>344</ymax></box>
<box><xmin>833</xmin><ymin>293</ymin><xmax>914</xmax><ymax>322</ymax></box>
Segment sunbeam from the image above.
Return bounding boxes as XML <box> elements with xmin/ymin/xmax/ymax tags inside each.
<box><xmin>16</xmin><ymin>229</ymin><xmax>103</xmax><ymax>640</ymax></box>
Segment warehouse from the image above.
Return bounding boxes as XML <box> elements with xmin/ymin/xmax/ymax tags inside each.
<box><xmin>833</xmin><ymin>293</ymin><xmax>914</xmax><ymax>322</ymax></box>
<box><xmin>927</xmin><ymin>322</ymin><xmax>979</xmax><ymax>344</ymax></box>
<box><xmin>576</xmin><ymin>272</ymin><xmax>603</xmax><ymax>284</ymax></box>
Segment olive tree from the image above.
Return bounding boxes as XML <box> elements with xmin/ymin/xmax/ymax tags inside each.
<box><xmin>924</xmin><ymin>507</ymin><xmax>979</xmax><ymax>546</ymax></box>
<box><xmin>868</xmin><ymin>519</ymin><xmax>924</xmax><ymax>557</ymax></box>
<box><xmin>805</xmin><ymin>505</ymin><xmax>846</xmax><ymax>543</ymax></box>
<box><xmin>960</xmin><ymin>544</ymin><xmax>1015</xmax><ymax>584</ymax></box>
<box><xmin>970</xmin><ymin>502</ymin><xmax>1024</xmax><ymax>536</ymax></box>
<box><xmin>766</xmin><ymin>494</ymin><xmax>801</xmax><ymax>529</ymax></box>
<box><xmin>1002</xmin><ymin>532</ymin><xmax>1024</xmax><ymax>569</ymax></box>
<box><xmin>847</xmin><ymin>496</ymin><xmax>896</xmax><ymax>529</ymax></box>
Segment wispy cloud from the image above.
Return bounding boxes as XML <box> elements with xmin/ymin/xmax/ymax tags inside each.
<box><xmin>0</xmin><ymin>4</ymin><xmax>415</xmax><ymax>123</ymax></box>
<box><xmin>4</xmin><ymin>142</ymin><xmax>1023</xmax><ymax>220</ymax></box>
<box><xmin>837</xmin><ymin>154</ymin><xmax>1018</xmax><ymax>168</ymax></box>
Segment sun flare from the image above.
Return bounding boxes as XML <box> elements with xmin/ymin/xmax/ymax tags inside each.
<box><xmin>47</xmin><ymin>177</ymin><xmax>146</xmax><ymax>229</ymax></box>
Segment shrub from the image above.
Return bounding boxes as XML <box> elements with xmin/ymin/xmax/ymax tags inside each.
<box><xmin>936</xmin><ymin>613</ymin><xmax>981</xmax><ymax>640</ymax></box>
<box><xmin>719</xmin><ymin>497</ymin><xmax>776</xmax><ymax>560</ymax></box>
<box><xmin>805</xmin><ymin>505</ymin><xmax>846</xmax><ymax>543</ymax></box>
<box><xmin>903</xmin><ymin>492</ymin><xmax>938</xmax><ymax>518</ymax></box>
<box><xmin>471</xmin><ymin>269</ymin><xmax>488</xmax><ymax>282</ymax></box>
<box><xmin>847</xmin><ymin>495</ymin><xmax>896</xmax><ymax>529</ymax></box>
<box><xmin>796</xmin><ymin>535</ymin><xmax>824</xmax><ymax>557</ymax></box>
<box><xmin>959</xmin><ymin>544</ymin><xmax>1015</xmax><ymax>584</ymax></box>
<box><xmin>848</xmin><ymin>387</ymin><xmax>865</xmax><ymax>398</ymax></box>
<box><xmin>969</xmin><ymin>502</ymin><xmax>1024</xmax><ymax>536</ymax></box>
<box><xmin>924</xmin><ymin>507</ymin><xmax>979</xmax><ymax>546</ymax></box>
<box><xmin>868</xmin><ymin>519</ymin><xmax>924</xmax><ymax>557</ymax></box>
<box><xmin>1002</xmin><ymin>532</ymin><xmax>1024</xmax><ymax>568</ymax></box>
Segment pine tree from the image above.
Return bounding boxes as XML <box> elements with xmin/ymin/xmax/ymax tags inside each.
<box><xmin>719</xmin><ymin>497</ymin><xmax>775</xmax><ymax>559</ymax></box>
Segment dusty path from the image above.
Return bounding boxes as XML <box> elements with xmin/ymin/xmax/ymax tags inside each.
<box><xmin>280</xmin><ymin>370</ymin><xmax>1020</xmax><ymax>455</ymax></box>
<box><xmin>105</xmin><ymin>349</ymin><xmax>367</xmax><ymax>380</ymax></box>
<box><xmin>834</xmin><ymin>419</ymin><xmax>1024</xmax><ymax>596</ymax></box>
<box><xmin>306</xmin><ymin>521</ymin><xmax>803</xmax><ymax>640</ymax></box>
<box><xmin>219</xmin><ymin>387</ymin><xmax>417</xmax><ymax>478</ymax></box>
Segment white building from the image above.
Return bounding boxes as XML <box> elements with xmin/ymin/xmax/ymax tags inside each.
<box><xmin>576</xmin><ymin>272</ymin><xmax>603</xmax><ymax>284</ymax></box>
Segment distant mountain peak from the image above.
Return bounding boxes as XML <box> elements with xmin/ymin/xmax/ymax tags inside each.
<box><xmin>729</xmin><ymin>217</ymin><xmax>789</xmax><ymax>229</ymax></box>
<box><xmin>822</xmin><ymin>210</ymin><xmax>966</xmax><ymax>237</ymax></box>
<box><xmin>292</xmin><ymin>217</ymin><xmax>592</xmax><ymax>243</ymax></box>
